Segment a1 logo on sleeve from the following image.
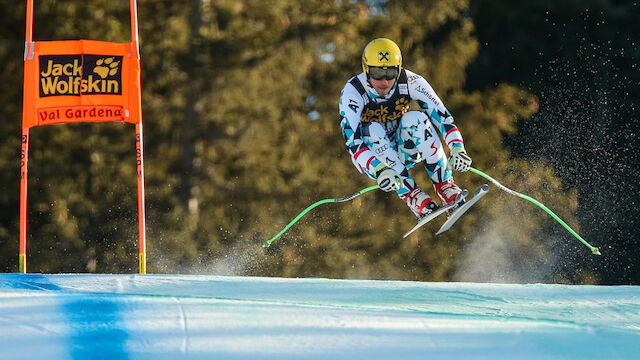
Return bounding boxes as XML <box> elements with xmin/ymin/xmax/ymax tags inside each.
<box><xmin>39</xmin><ymin>54</ymin><xmax>123</xmax><ymax>97</ymax></box>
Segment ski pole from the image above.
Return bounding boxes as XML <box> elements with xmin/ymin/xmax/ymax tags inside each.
<box><xmin>469</xmin><ymin>167</ymin><xmax>601</xmax><ymax>255</ymax></box>
<box><xmin>262</xmin><ymin>185</ymin><xmax>380</xmax><ymax>248</ymax></box>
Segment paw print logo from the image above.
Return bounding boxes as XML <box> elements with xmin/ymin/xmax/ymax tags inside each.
<box><xmin>395</xmin><ymin>98</ymin><xmax>409</xmax><ymax>111</ymax></box>
<box><xmin>93</xmin><ymin>57</ymin><xmax>120</xmax><ymax>79</ymax></box>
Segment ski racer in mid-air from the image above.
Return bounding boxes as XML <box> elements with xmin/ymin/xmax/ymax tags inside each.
<box><xmin>338</xmin><ymin>38</ymin><xmax>473</xmax><ymax>220</ymax></box>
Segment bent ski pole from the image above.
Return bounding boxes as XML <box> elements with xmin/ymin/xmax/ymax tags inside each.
<box><xmin>262</xmin><ymin>185</ymin><xmax>380</xmax><ymax>248</ymax></box>
<box><xmin>469</xmin><ymin>167</ymin><xmax>600</xmax><ymax>255</ymax></box>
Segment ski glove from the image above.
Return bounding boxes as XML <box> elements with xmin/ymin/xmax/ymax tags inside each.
<box><xmin>374</xmin><ymin>164</ymin><xmax>402</xmax><ymax>192</ymax></box>
<box><xmin>449</xmin><ymin>148</ymin><xmax>472</xmax><ymax>172</ymax></box>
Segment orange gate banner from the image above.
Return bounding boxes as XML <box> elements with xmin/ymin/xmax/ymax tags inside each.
<box><xmin>22</xmin><ymin>39</ymin><xmax>142</xmax><ymax>128</ymax></box>
<box><xmin>20</xmin><ymin>0</ymin><xmax>147</xmax><ymax>274</ymax></box>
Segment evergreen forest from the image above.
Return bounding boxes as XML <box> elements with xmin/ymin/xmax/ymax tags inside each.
<box><xmin>0</xmin><ymin>0</ymin><xmax>638</xmax><ymax>284</ymax></box>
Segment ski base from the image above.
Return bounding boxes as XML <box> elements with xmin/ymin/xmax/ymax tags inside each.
<box><xmin>435</xmin><ymin>184</ymin><xmax>489</xmax><ymax>235</ymax></box>
<box><xmin>403</xmin><ymin>190</ymin><xmax>468</xmax><ymax>238</ymax></box>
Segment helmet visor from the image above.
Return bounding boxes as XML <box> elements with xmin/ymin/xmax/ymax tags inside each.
<box><xmin>368</xmin><ymin>66</ymin><xmax>399</xmax><ymax>80</ymax></box>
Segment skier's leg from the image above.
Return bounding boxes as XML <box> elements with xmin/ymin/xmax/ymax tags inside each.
<box><xmin>361</xmin><ymin>121</ymin><xmax>438</xmax><ymax>219</ymax></box>
<box><xmin>398</xmin><ymin>111</ymin><xmax>463</xmax><ymax>206</ymax></box>
<box><xmin>398</xmin><ymin>111</ymin><xmax>449</xmax><ymax>182</ymax></box>
<box><xmin>364</xmin><ymin>113</ymin><xmax>437</xmax><ymax>219</ymax></box>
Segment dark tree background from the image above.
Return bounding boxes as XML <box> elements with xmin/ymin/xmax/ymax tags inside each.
<box><xmin>468</xmin><ymin>0</ymin><xmax>640</xmax><ymax>284</ymax></box>
<box><xmin>0</xmin><ymin>0</ymin><xmax>637</xmax><ymax>284</ymax></box>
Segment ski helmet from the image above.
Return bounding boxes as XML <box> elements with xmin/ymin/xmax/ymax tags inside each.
<box><xmin>361</xmin><ymin>38</ymin><xmax>402</xmax><ymax>80</ymax></box>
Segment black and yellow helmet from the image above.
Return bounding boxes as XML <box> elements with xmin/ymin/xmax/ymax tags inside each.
<box><xmin>361</xmin><ymin>38</ymin><xmax>402</xmax><ymax>80</ymax></box>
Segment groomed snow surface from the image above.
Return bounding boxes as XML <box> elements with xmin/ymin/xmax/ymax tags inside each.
<box><xmin>1</xmin><ymin>274</ymin><xmax>639</xmax><ymax>359</ymax></box>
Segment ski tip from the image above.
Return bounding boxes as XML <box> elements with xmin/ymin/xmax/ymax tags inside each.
<box><xmin>592</xmin><ymin>247</ymin><xmax>601</xmax><ymax>256</ymax></box>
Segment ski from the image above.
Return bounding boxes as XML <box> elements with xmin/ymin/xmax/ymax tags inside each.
<box><xmin>403</xmin><ymin>189</ymin><xmax>468</xmax><ymax>238</ymax></box>
<box><xmin>435</xmin><ymin>184</ymin><xmax>489</xmax><ymax>235</ymax></box>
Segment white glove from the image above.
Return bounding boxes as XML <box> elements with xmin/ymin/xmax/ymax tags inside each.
<box><xmin>374</xmin><ymin>164</ymin><xmax>402</xmax><ymax>192</ymax></box>
<box><xmin>449</xmin><ymin>148</ymin><xmax>472</xmax><ymax>172</ymax></box>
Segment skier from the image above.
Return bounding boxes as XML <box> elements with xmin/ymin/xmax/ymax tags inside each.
<box><xmin>338</xmin><ymin>38</ymin><xmax>473</xmax><ymax>220</ymax></box>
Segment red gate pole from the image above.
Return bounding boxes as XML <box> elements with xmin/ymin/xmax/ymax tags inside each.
<box><xmin>135</xmin><ymin>123</ymin><xmax>147</xmax><ymax>274</ymax></box>
<box><xmin>130</xmin><ymin>0</ymin><xmax>140</xmax><ymax>52</ymax></box>
<box><xmin>131</xmin><ymin>0</ymin><xmax>147</xmax><ymax>274</ymax></box>
<box><xmin>19</xmin><ymin>0</ymin><xmax>35</xmax><ymax>273</ymax></box>
<box><xmin>19</xmin><ymin>129</ymin><xmax>29</xmax><ymax>273</ymax></box>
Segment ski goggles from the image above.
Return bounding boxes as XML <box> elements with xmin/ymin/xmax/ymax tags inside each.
<box><xmin>368</xmin><ymin>66</ymin><xmax>399</xmax><ymax>80</ymax></box>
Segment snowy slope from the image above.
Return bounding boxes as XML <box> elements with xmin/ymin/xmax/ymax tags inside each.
<box><xmin>0</xmin><ymin>274</ymin><xmax>639</xmax><ymax>359</ymax></box>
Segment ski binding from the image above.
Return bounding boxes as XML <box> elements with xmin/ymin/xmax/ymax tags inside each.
<box><xmin>403</xmin><ymin>190</ymin><xmax>468</xmax><ymax>238</ymax></box>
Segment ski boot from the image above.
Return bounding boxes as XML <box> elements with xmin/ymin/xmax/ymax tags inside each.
<box><xmin>434</xmin><ymin>179</ymin><xmax>465</xmax><ymax>216</ymax></box>
<box><xmin>403</xmin><ymin>187</ymin><xmax>441</xmax><ymax>221</ymax></box>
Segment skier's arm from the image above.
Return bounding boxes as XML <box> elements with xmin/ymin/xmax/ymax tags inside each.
<box><xmin>407</xmin><ymin>71</ymin><xmax>465</xmax><ymax>151</ymax></box>
<box><xmin>339</xmin><ymin>83</ymin><xmax>384</xmax><ymax>176</ymax></box>
<box><xmin>407</xmin><ymin>71</ymin><xmax>472</xmax><ymax>171</ymax></box>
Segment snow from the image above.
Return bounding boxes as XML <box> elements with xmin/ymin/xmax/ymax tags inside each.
<box><xmin>0</xmin><ymin>273</ymin><xmax>639</xmax><ymax>359</ymax></box>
